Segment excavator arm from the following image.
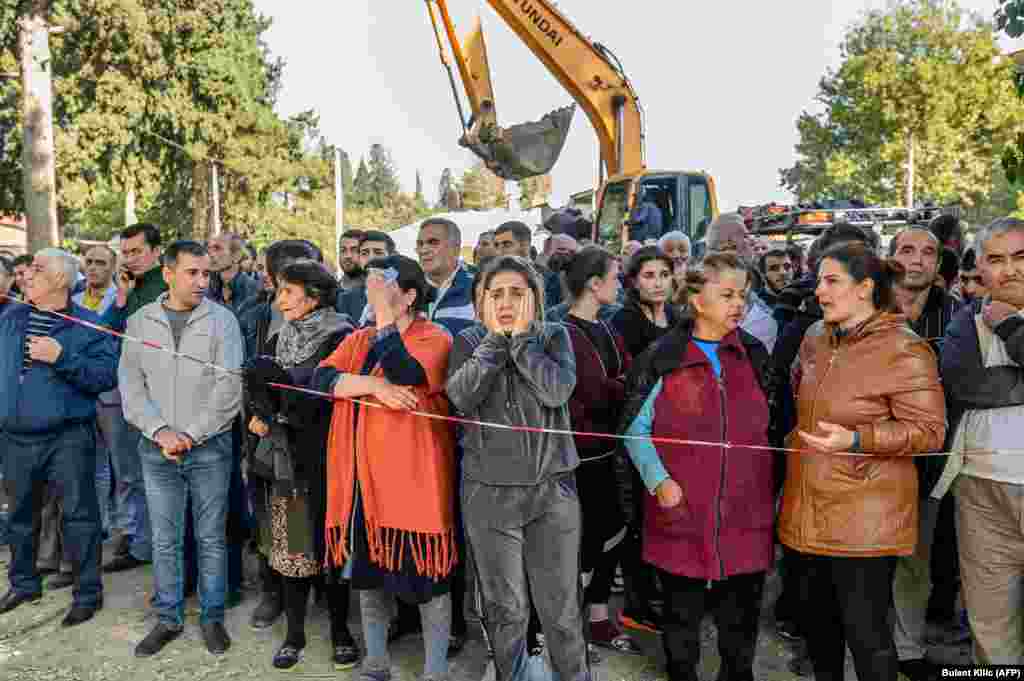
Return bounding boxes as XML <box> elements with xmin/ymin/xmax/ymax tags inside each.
<box><xmin>426</xmin><ymin>0</ymin><xmax>645</xmax><ymax>181</ymax></box>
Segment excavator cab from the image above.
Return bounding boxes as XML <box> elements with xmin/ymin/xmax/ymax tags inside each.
<box><xmin>595</xmin><ymin>172</ymin><xmax>717</xmax><ymax>247</ymax></box>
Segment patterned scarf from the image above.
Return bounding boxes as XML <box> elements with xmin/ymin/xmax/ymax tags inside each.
<box><xmin>276</xmin><ymin>308</ymin><xmax>346</xmax><ymax>368</ymax></box>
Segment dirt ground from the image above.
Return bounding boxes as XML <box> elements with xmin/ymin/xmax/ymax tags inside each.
<box><xmin>0</xmin><ymin>544</ymin><xmax>969</xmax><ymax>681</ymax></box>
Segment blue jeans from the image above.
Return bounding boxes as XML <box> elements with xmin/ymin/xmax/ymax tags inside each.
<box><xmin>1</xmin><ymin>423</ymin><xmax>103</xmax><ymax>607</ymax></box>
<box><xmin>98</xmin><ymin>400</ymin><xmax>151</xmax><ymax>561</ymax></box>
<box><xmin>360</xmin><ymin>588</ymin><xmax>451</xmax><ymax>680</ymax></box>
<box><xmin>139</xmin><ymin>431</ymin><xmax>231</xmax><ymax>628</ymax></box>
<box><xmin>94</xmin><ymin>420</ymin><xmax>112</xmax><ymax>539</ymax></box>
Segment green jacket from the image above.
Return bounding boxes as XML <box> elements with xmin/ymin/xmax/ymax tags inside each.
<box><xmin>100</xmin><ymin>265</ymin><xmax>168</xmax><ymax>333</ymax></box>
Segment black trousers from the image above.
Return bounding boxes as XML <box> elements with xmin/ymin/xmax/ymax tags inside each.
<box><xmin>927</xmin><ymin>493</ymin><xmax>960</xmax><ymax>622</ymax></box>
<box><xmin>800</xmin><ymin>553</ymin><xmax>898</xmax><ymax>681</ymax></box>
<box><xmin>658</xmin><ymin>569</ymin><xmax>765</xmax><ymax>681</ymax></box>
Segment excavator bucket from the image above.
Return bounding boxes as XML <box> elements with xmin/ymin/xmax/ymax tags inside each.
<box><xmin>461</xmin><ymin>104</ymin><xmax>576</xmax><ymax>181</ymax></box>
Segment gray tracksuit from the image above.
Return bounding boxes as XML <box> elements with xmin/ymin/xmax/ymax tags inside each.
<box><xmin>447</xmin><ymin>322</ymin><xmax>589</xmax><ymax>681</ymax></box>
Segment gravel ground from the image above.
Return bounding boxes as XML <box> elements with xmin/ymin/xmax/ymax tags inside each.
<box><xmin>0</xmin><ymin>545</ymin><xmax>968</xmax><ymax>680</ymax></box>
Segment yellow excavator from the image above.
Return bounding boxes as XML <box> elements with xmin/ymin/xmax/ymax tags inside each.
<box><xmin>425</xmin><ymin>0</ymin><xmax>719</xmax><ymax>246</ymax></box>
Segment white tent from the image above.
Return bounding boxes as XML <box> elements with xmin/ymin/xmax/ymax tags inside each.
<box><xmin>389</xmin><ymin>208</ymin><xmax>548</xmax><ymax>258</ymax></box>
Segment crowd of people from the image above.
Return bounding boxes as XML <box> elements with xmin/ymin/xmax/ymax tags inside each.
<box><xmin>0</xmin><ymin>208</ymin><xmax>1021</xmax><ymax>681</ymax></box>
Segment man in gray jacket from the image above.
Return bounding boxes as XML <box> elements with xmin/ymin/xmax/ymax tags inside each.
<box><xmin>446</xmin><ymin>255</ymin><xmax>589</xmax><ymax>681</ymax></box>
<box><xmin>118</xmin><ymin>241</ymin><xmax>243</xmax><ymax>659</ymax></box>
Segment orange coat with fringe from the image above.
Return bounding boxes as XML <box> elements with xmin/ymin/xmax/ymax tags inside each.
<box><xmin>320</xmin><ymin>319</ymin><xmax>457</xmax><ymax>580</ymax></box>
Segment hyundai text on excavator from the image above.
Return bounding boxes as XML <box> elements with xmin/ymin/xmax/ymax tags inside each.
<box><xmin>425</xmin><ymin>0</ymin><xmax>719</xmax><ymax>248</ymax></box>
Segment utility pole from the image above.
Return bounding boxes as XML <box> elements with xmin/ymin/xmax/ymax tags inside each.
<box><xmin>905</xmin><ymin>132</ymin><xmax>915</xmax><ymax>209</ymax></box>
<box><xmin>125</xmin><ymin>185</ymin><xmax>137</xmax><ymax>225</ymax></box>
<box><xmin>335</xmin><ymin>147</ymin><xmax>344</xmax><ymax>255</ymax></box>
<box><xmin>19</xmin><ymin>1</ymin><xmax>59</xmax><ymax>252</ymax></box>
<box><xmin>209</xmin><ymin>161</ymin><xmax>221</xmax><ymax>237</ymax></box>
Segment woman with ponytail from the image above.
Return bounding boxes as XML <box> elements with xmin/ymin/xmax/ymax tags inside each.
<box><xmin>778</xmin><ymin>243</ymin><xmax>946</xmax><ymax>681</ymax></box>
<box><xmin>562</xmin><ymin>247</ymin><xmax>640</xmax><ymax>655</ymax></box>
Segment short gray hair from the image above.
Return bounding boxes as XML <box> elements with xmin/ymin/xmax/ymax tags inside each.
<box><xmin>705</xmin><ymin>213</ymin><xmax>747</xmax><ymax>248</ymax></box>
<box><xmin>35</xmin><ymin>248</ymin><xmax>79</xmax><ymax>289</ymax></box>
<box><xmin>976</xmin><ymin>217</ymin><xmax>1024</xmax><ymax>256</ymax></box>
<box><xmin>658</xmin><ymin>231</ymin><xmax>691</xmax><ymax>252</ymax></box>
<box><xmin>421</xmin><ymin>217</ymin><xmax>462</xmax><ymax>248</ymax></box>
<box><xmin>887</xmin><ymin>226</ymin><xmax>939</xmax><ymax>257</ymax></box>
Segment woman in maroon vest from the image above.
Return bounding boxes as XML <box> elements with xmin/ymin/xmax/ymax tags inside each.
<box><xmin>620</xmin><ymin>253</ymin><xmax>776</xmax><ymax>681</ymax></box>
<box><xmin>562</xmin><ymin>247</ymin><xmax>641</xmax><ymax>656</ymax></box>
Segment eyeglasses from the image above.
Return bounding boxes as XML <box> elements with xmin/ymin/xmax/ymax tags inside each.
<box><xmin>959</xmin><ymin>275</ymin><xmax>983</xmax><ymax>286</ymax></box>
<box><xmin>84</xmin><ymin>259</ymin><xmax>110</xmax><ymax>267</ymax></box>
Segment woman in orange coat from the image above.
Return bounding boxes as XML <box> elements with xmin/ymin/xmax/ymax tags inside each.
<box><xmin>311</xmin><ymin>255</ymin><xmax>457</xmax><ymax>681</ymax></box>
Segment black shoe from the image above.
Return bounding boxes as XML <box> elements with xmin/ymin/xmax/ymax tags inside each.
<box><xmin>201</xmin><ymin>621</ymin><xmax>231</xmax><ymax>655</ymax></box>
<box><xmin>110</xmin><ymin>533</ymin><xmax>130</xmax><ymax>558</ymax></box>
<box><xmin>776</xmin><ymin>619</ymin><xmax>803</xmax><ymax>643</ymax></box>
<box><xmin>47</xmin><ymin>572</ymin><xmax>75</xmax><ymax>590</ymax></box>
<box><xmin>62</xmin><ymin>602</ymin><xmax>101</xmax><ymax>628</ymax></box>
<box><xmin>103</xmin><ymin>554</ymin><xmax>150</xmax><ymax>573</ymax></box>
<box><xmin>899</xmin><ymin>658</ymin><xmax>940</xmax><ymax>681</ymax></box>
<box><xmin>273</xmin><ymin>643</ymin><xmax>304</xmax><ymax>670</ymax></box>
<box><xmin>0</xmin><ymin>589</ymin><xmax>42</xmax><ymax>614</ymax></box>
<box><xmin>134</xmin><ymin>623</ymin><xmax>183</xmax><ymax>658</ymax></box>
<box><xmin>788</xmin><ymin>653</ymin><xmax>813</xmax><ymax>677</ymax></box>
<box><xmin>387</xmin><ymin>616</ymin><xmax>422</xmax><ymax>643</ymax></box>
<box><xmin>332</xmin><ymin>636</ymin><xmax>359</xmax><ymax>670</ymax></box>
<box><xmin>447</xmin><ymin>633</ymin><xmax>466</xmax><ymax>659</ymax></box>
<box><xmin>250</xmin><ymin>591</ymin><xmax>282</xmax><ymax>629</ymax></box>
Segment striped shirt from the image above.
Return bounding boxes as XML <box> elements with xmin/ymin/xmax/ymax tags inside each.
<box><xmin>23</xmin><ymin>310</ymin><xmax>60</xmax><ymax>372</ymax></box>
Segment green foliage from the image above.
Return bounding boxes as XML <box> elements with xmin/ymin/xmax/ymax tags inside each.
<box><xmin>2</xmin><ymin>1</ymin><xmax>437</xmax><ymax>255</ymax></box>
<box><xmin>458</xmin><ymin>162</ymin><xmax>506</xmax><ymax>210</ymax></box>
<box><xmin>996</xmin><ymin>0</ymin><xmax>1024</xmax><ymax>37</ymax></box>
<box><xmin>780</xmin><ymin>0</ymin><xmax>1024</xmax><ymax>207</ymax></box>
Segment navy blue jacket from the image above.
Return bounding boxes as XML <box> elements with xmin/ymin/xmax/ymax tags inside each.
<box><xmin>429</xmin><ymin>265</ymin><xmax>477</xmax><ymax>337</ymax></box>
<box><xmin>0</xmin><ymin>301</ymin><xmax>118</xmax><ymax>435</ymax></box>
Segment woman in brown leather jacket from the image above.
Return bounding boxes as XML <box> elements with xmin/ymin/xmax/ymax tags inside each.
<box><xmin>778</xmin><ymin>242</ymin><xmax>946</xmax><ymax>681</ymax></box>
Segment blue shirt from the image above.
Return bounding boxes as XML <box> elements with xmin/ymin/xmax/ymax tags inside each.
<box><xmin>693</xmin><ymin>338</ymin><xmax>722</xmax><ymax>378</ymax></box>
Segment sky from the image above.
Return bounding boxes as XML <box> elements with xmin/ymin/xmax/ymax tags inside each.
<box><xmin>251</xmin><ymin>0</ymin><xmax>1020</xmax><ymax>212</ymax></box>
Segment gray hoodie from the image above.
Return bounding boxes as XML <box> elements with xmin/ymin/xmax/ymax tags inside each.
<box><xmin>446</xmin><ymin>321</ymin><xmax>578</xmax><ymax>486</ymax></box>
<box><xmin>119</xmin><ymin>295</ymin><xmax>243</xmax><ymax>445</ymax></box>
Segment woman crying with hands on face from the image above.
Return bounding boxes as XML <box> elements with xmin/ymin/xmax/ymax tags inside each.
<box><xmin>446</xmin><ymin>255</ymin><xmax>592</xmax><ymax>681</ymax></box>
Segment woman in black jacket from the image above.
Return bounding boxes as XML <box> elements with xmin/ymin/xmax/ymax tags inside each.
<box><xmin>244</xmin><ymin>260</ymin><xmax>357</xmax><ymax>671</ymax></box>
<box><xmin>610</xmin><ymin>245</ymin><xmax>678</xmax><ymax>634</ymax></box>
<box><xmin>612</xmin><ymin>246</ymin><xmax>680</xmax><ymax>358</ymax></box>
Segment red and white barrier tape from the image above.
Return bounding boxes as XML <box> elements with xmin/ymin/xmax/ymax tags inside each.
<box><xmin>0</xmin><ymin>292</ymin><xmax>1012</xmax><ymax>459</ymax></box>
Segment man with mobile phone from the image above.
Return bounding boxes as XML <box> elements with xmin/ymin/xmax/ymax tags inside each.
<box><xmin>100</xmin><ymin>223</ymin><xmax>167</xmax><ymax>575</ymax></box>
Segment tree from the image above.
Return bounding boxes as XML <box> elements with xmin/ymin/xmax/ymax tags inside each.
<box><xmin>352</xmin><ymin>158</ymin><xmax>370</xmax><ymax>207</ymax></box>
<box><xmin>459</xmin><ymin>162</ymin><xmax>507</xmax><ymax>210</ymax></box>
<box><xmin>781</xmin><ymin>0</ymin><xmax>1024</xmax><ymax>208</ymax></box>
<box><xmin>997</xmin><ymin>0</ymin><xmax>1024</xmax><ymax>36</ymax></box>
<box><xmin>519</xmin><ymin>174</ymin><xmax>551</xmax><ymax>209</ymax></box>
<box><xmin>438</xmin><ymin>167</ymin><xmax>453</xmax><ymax>209</ymax></box>
<box><xmin>366</xmin><ymin>143</ymin><xmax>400</xmax><ymax>209</ymax></box>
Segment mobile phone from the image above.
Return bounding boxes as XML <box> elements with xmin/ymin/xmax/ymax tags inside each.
<box><xmin>370</xmin><ymin>267</ymin><xmax>399</xmax><ymax>284</ymax></box>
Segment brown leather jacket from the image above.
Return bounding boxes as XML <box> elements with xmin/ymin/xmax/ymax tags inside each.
<box><xmin>778</xmin><ymin>312</ymin><xmax>946</xmax><ymax>557</ymax></box>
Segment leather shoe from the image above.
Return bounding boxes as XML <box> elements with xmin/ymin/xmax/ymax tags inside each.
<box><xmin>62</xmin><ymin>602</ymin><xmax>101</xmax><ymax>628</ymax></box>
<box><xmin>0</xmin><ymin>589</ymin><xmax>42</xmax><ymax>614</ymax></box>
<box><xmin>47</xmin><ymin>572</ymin><xmax>75</xmax><ymax>590</ymax></box>
<box><xmin>201</xmin><ymin>621</ymin><xmax>231</xmax><ymax>655</ymax></box>
<box><xmin>135</xmin><ymin>623</ymin><xmax>183</xmax><ymax>657</ymax></box>
<box><xmin>103</xmin><ymin>554</ymin><xmax>150</xmax><ymax>573</ymax></box>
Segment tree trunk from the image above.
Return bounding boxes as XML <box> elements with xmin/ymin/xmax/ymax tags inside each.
<box><xmin>208</xmin><ymin>162</ymin><xmax>221</xmax><ymax>237</ymax></box>
<box><xmin>191</xmin><ymin>160</ymin><xmax>209</xmax><ymax>240</ymax></box>
<box><xmin>905</xmin><ymin>131</ymin><xmax>915</xmax><ymax>209</ymax></box>
<box><xmin>19</xmin><ymin>2</ymin><xmax>59</xmax><ymax>253</ymax></box>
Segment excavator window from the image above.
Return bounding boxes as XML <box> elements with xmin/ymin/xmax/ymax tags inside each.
<box><xmin>637</xmin><ymin>177</ymin><xmax>678</xmax><ymax>233</ymax></box>
<box><xmin>596</xmin><ymin>181</ymin><xmax>630</xmax><ymax>244</ymax></box>
<box><xmin>689</xmin><ymin>178</ymin><xmax>712</xmax><ymax>243</ymax></box>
